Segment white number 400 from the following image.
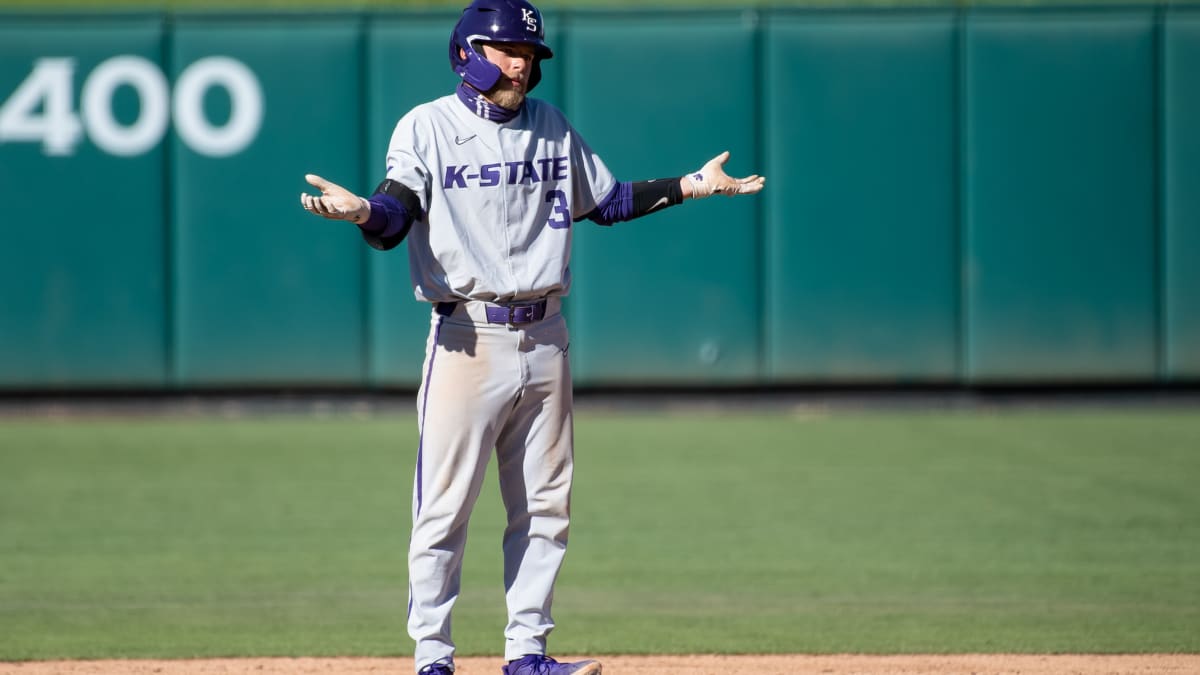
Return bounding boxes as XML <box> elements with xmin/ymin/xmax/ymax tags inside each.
<box><xmin>0</xmin><ymin>55</ymin><xmax>263</xmax><ymax>157</ymax></box>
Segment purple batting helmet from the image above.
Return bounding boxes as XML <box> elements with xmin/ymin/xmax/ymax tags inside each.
<box><xmin>449</xmin><ymin>0</ymin><xmax>553</xmax><ymax>93</ymax></box>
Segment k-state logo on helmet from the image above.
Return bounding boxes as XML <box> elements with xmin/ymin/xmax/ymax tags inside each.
<box><xmin>522</xmin><ymin>8</ymin><xmax>538</xmax><ymax>32</ymax></box>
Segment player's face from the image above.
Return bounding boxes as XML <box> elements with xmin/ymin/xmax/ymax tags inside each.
<box><xmin>479</xmin><ymin>42</ymin><xmax>536</xmax><ymax>110</ymax></box>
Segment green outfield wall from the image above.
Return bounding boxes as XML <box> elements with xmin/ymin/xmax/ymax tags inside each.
<box><xmin>1</xmin><ymin>5</ymin><xmax>1197</xmax><ymax>389</ymax></box>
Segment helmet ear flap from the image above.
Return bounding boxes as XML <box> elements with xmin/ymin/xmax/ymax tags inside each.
<box><xmin>448</xmin><ymin>30</ymin><xmax>503</xmax><ymax>91</ymax></box>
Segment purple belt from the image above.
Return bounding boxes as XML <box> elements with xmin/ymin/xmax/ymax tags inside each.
<box><xmin>436</xmin><ymin>299</ymin><xmax>548</xmax><ymax>325</ymax></box>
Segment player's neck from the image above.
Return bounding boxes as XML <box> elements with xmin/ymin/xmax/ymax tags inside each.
<box><xmin>457</xmin><ymin>83</ymin><xmax>521</xmax><ymax>123</ymax></box>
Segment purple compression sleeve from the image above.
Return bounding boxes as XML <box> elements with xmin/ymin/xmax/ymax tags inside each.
<box><xmin>358</xmin><ymin>193</ymin><xmax>412</xmax><ymax>238</ymax></box>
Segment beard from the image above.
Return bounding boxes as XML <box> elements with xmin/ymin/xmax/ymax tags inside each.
<box><xmin>485</xmin><ymin>79</ymin><xmax>526</xmax><ymax>110</ymax></box>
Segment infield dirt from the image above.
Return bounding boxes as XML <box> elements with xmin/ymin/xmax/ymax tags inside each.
<box><xmin>2</xmin><ymin>655</ymin><xmax>1198</xmax><ymax>675</ymax></box>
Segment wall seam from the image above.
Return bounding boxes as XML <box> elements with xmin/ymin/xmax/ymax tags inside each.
<box><xmin>956</xmin><ymin>6</ymin><xmax>970</xmax><ymax>386</ymax></box>
<box><xmin>1154</xmin><ymin>4</ymin><xmax>1167</xmax><ymax>382</ymax></box>
<box><xmin>163</xmin><ymin>11</ymin><xmax>177</xmax><ymax>389</ymax></box>
<box><xmin>359</xmin><ymin>12</ymin><xmax>373</xmax><ymax>389</ymax></box>
<box><xmin>753</xmin><ymin>7</ymin><xmax>767</xmax><ymax>384</ymax></box>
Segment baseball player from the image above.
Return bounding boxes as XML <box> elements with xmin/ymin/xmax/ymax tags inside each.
<box><xmin>300</xmin><ymin>1</ymin><xmax>763</xmax><ymax>673</ymax></box>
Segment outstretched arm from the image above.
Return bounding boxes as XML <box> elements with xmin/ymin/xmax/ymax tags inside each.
<box><xmin>300</xmin><ymin>174</ymin><xmax>417</xmax><ymax>250</ymax></box>
<box><xmin>587</xmin><ymin>150</ymin><xmax>765</xmax><ymax>225</ymax></box>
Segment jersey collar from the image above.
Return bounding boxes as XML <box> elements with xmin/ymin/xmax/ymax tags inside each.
<box><xmin>456</xmin><ymin>83</ymin><xmax>521</xmax><ymax>123</ymax></box>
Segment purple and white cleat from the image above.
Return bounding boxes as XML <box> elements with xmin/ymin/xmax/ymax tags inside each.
<box><xmin>501</xmin><ymin>654</ymin><xmax>602</xmax><ymax>675</ymax></box>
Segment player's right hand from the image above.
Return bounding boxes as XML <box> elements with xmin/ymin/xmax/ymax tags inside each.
<box><xmin>301</xmin><ymin>174</ymin><xmax>371</xmax><ymax>224</ymax></box>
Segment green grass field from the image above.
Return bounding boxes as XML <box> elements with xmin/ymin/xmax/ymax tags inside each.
<box><xmin>1</xmin><ymin>405</ymin><xmax>1198</xmax><ymax>661</ymax></box>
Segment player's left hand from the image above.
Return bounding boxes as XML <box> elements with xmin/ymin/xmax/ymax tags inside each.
<box><xmin>685</xmin><ymin>151</ymin><xmax>765</xmax><ymax>199</ymax></box>
<box><xmin>300</xmin><ymin>174</ymin><xmax>371</xmax><ymax>224</ymax></box>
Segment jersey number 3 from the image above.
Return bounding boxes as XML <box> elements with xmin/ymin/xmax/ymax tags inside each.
<box><xmin>545</xmin><ymin>189</ymin><xmax>570</xmax><ymax>230</ymax></box>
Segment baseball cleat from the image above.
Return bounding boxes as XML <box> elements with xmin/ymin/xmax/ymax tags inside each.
<box><xmin>501</xmin><ymin>654</ymin><xmax>602</xmax><ymax>675</ymax></box>
<box><xmin>419</xmin><ymin>663</ymin><xmax>455</xmax><ymax>675</ymax></box>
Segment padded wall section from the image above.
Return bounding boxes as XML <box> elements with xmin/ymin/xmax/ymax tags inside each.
<box><xmin>365</xmin><ymin>15</ymin><xmax>456</xmax><ymax>388</ymax></box>
<box><xmin>171</xmin><ymin>19</ymin><xmax>366</xmax><ymax>386</ymax></box>
<box><xmin>0</xmin><ymin>19</ymin><xmax>167</xmax><ymax>387</ymax></box>
<box><xmin>1164</xmin><ymin>9</ymin><xmax>1200</xmax><ymax>378</ymax></box>
<box><xmin>765</xmin><ymin>13</ymin><xmax>959</xmax><ymax>382</ymax></box>
<box><xmin>963</xmin><ymin>10</ymin><xmax>1157</xmax><ymax>382</ymax></box>
<box><xmin>566</xmin><ymin>14</ymin><xmax>761</xmax><ymax>385</ymax></box>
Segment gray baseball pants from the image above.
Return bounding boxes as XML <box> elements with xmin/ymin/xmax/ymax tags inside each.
<box><xmin>407</xmin><ymin>298</ymin><xmax>573</xmax><ymax>671</ymax></box>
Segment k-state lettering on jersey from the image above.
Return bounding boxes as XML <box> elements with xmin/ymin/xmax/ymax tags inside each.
<box><xmin>384</xmin><ymin>94</ymin><xmax>616</xmax><ymax>304</ymax></box>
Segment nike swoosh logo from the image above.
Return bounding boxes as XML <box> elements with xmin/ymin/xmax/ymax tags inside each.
<box><xmin>454</xmin><ymin>135</ymin><xmax>477</xmax><ymax>145</ymax></box>
<box><xmin>648</xmin><ymin>196</ymin><xmax>670</xmax><ymax>211</ymax></box>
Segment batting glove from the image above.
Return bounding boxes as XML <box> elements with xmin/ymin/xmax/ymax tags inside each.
<box><xmin>300</xmin><ymin>174</ymin><xmax>371</xmax><ymax>225</ymax></box>
<box><xmin>685</xmin><ymin>151</ymin><xmax>765</xmax><ymax>199</ymax></box>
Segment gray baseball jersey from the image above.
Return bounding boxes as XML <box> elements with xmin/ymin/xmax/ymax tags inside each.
<box><xmin>384</xmin><ymin>93</ymin><xmax>616</xmax><ymax>304</ymax></box>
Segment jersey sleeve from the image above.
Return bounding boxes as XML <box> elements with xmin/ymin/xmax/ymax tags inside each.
<box><xmin>565</xmin><ymin>122</ymin><xmax>617</xmax><ymax>221</ymax></box>
<box><xmin>358</xmin><ymin>108</ymin><xmax>434</xmax><ymax>250</ymax></box>
<box><xmin>382</xmin><ymin>108</ymin><xmax>435</xmax><ymax>216</ymax></box>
